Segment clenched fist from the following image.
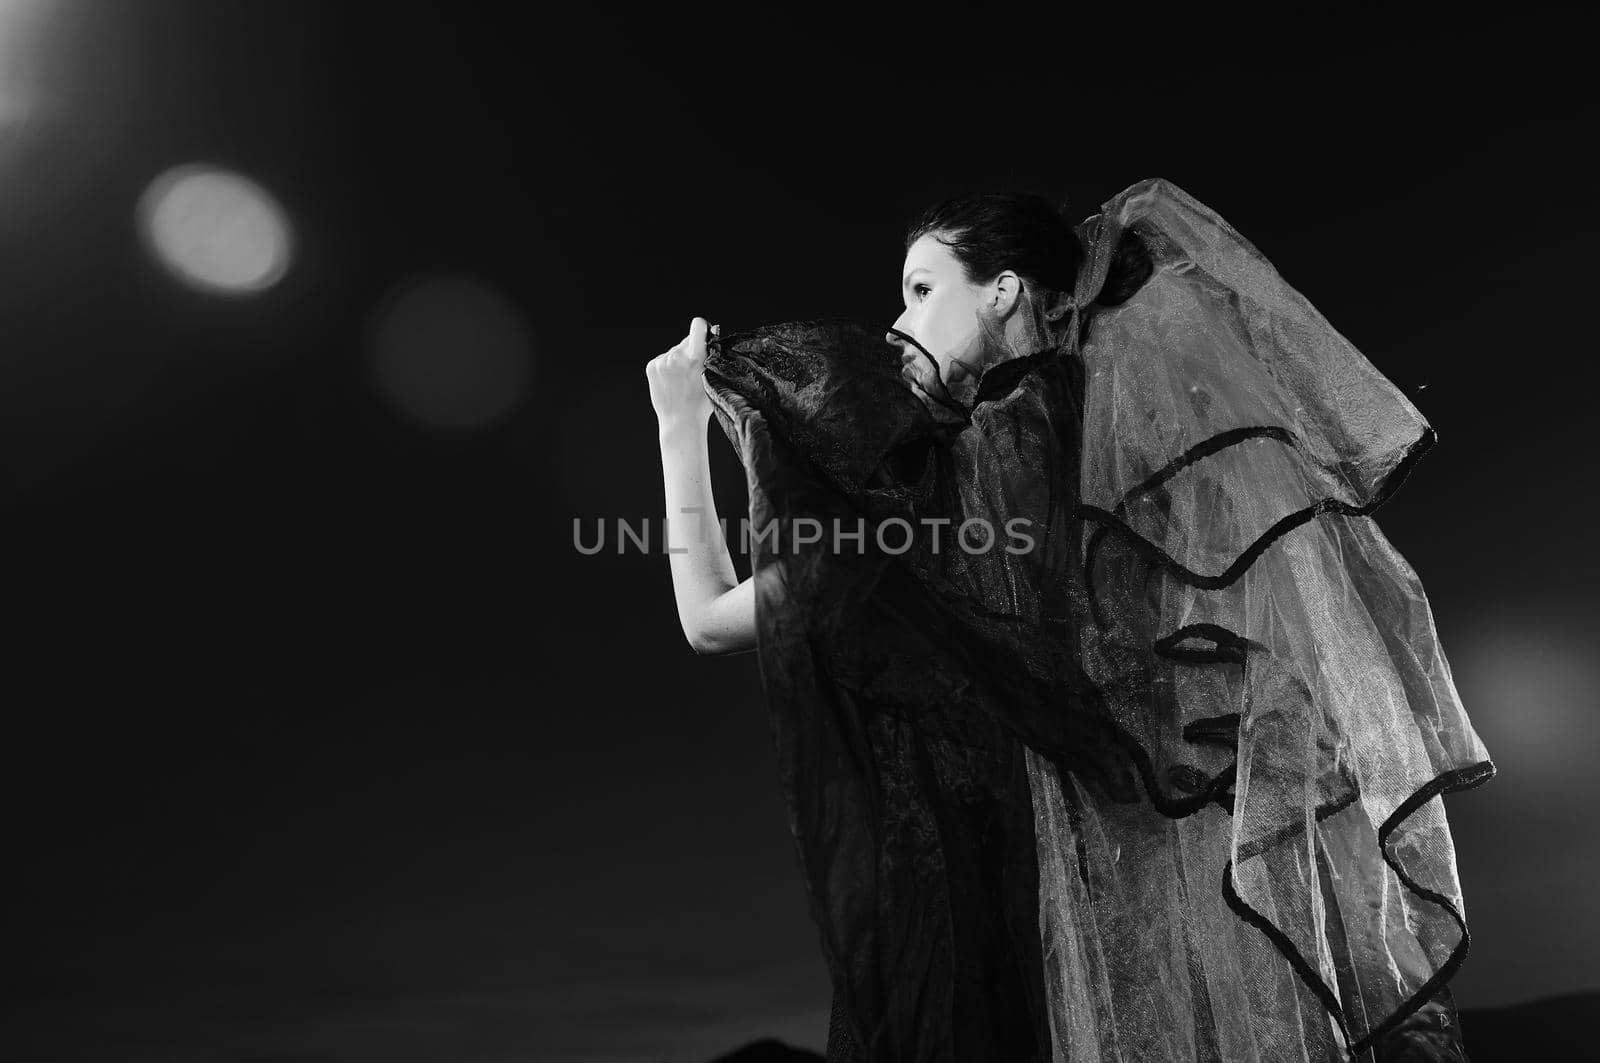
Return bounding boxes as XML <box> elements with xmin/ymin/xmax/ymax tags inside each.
<box><xmin>646</xmin><ymin>317</ymin><xmax>716</xmax><ymax>429</ymax></box>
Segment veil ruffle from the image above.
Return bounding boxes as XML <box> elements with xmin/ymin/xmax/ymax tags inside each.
<box><xmin>701</xmin><ymin>177</ymin><xmax>1493</xmax><ymax>1063</ymax></box>
<box><xmin>1034</xmin><ymin>178</ymin><xmax>1495</xmax><ymax>1061</ymax></box>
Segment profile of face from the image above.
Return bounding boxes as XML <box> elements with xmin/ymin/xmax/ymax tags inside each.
<box><xmin>888</xmin><ymin>232</ymin><xmax>1019</xmax><ymax>404</ymax></box>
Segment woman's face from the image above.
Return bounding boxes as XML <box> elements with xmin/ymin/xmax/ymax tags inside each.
<box><xmin>889</xmin><ymin>232</ymin><xmax>990</xmax><ymax>399</ymax></box>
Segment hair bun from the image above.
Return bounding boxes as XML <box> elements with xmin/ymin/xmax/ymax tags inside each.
<box><xmin>1093</xmin><ymin>227</ymin><xmax>1154</xmax><ymax>308</ymax></box>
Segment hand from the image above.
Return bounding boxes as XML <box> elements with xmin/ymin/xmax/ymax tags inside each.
<box><xmin>647</xmin><ymin>317</ymin><xmax>714</xmax><ymax>429</ymax></box>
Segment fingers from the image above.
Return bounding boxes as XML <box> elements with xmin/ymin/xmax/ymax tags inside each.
<box><xmin>668</xmin><ymin>319</ymin><xmax>707</xmax><ymax>366</ymax></box>
<box><xmin>645</xmin><ymin>318</ymin><xmax>710</xmax><ymax>376</ymax></box>
<box><xmin>686</xmin><ymin>317</ymin><xmax>708</xmax><ymax>365</ymax></box>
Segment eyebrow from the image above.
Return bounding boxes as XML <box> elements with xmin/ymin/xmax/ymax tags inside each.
<box><xmin>902</xmin><ymin>267</ymin><xmax>930</xmax><ymax>289</ymax></box>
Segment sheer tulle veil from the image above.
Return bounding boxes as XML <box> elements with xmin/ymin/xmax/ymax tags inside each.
<box><xmin>700</xmin><ymin>177</ymin><xmax>1494</xmax><ymax>1062</ymax></box>
<box><xmin>1036</xmin><ymin>178</ymin><xmax>1494</xmax><ymax>1061</ymax></box>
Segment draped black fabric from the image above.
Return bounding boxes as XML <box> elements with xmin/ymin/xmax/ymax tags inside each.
<box><xmin>704</xmin><ymin>317</ymin><xmax>1093</xmax><ymax>1062</ymax></box>
<box><xmin>701</xmin><ymin>179</ymin><xmax>1493</xmax><ymax>1063</ymax></box>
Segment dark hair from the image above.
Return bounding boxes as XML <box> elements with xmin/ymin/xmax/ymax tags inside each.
<box><xmin>904</xmin><ymin>189</ymin><xmax>1153</xmax><ymax>310</ymax></box>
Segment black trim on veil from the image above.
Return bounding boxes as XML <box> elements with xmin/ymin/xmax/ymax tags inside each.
<box><xmin>701</xmin><ymin>178</ymin><xmax>1493</xmax><ymax>1063</ymax></box>
<box><xmin>1057</xmin><ymin>180</ymin><xmax>1493</xmax><ymax>1059</ymax></box>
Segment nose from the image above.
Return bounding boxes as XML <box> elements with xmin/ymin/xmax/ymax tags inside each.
<box><xmin>886</xmin><ymin>309</ymin><xmax>914</xmax><ymax>347</ymax></box>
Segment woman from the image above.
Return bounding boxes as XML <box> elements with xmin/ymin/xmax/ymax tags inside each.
<box><xmin>646</xmin><ymin>178</ymin><xmax>1493</xmax><ymax>1063</ymax></box>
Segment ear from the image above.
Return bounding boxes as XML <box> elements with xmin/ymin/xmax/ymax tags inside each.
<box><xmin>990</xmin><ymin>270</ymin><xmax>1023</xmax><ymax>317</ymax></box>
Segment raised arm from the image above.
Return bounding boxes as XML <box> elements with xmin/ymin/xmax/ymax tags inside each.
<box><xmin>647</xmin><ymin>317</ymin><xmax>757</xmax><ymax>656</ymax></box>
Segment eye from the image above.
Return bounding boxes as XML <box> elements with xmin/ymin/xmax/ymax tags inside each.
<box><xmin>914</xmin><ymin>283</ymin><xmax>931</xmax><ymax>300</ymax></box>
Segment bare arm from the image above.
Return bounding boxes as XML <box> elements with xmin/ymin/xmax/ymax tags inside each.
<box><xmin>648</xmin><ymin>317</ymin><xmax>757</xmax><ymax>656</ymax></box>
<box><xmin>656</xmin><ymin>416</ymin><xmax>756</xmax><ymax>655</ymax></box>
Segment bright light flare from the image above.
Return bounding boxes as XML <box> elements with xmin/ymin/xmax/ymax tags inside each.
<box><xmin>137</xmin><ymin>164</ymin><xmax>293</xmax><ymax>295</ymax></box>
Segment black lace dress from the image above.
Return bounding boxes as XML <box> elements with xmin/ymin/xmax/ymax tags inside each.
<box><xmin>703</xmin><ymin>179</ymin><xmax>1493</xmax><ymax>1063</ymax></box>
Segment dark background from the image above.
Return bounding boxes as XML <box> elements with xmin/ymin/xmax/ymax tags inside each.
<box><xmin>3</xmin><ymin>3</ymin><xmax>1595</xmax><ymax>1061</ymax></box>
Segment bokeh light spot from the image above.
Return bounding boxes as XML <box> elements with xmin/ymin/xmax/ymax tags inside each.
<box><xmin>1453</xmin><ymin>615</ymin><xmax>1600</xmax><ymax>799</ymax></box>
<box><xmin>137</xmin><ymin>164</ymin><xmax>292</xmax><ymax>294</ymax></box>
<box><xmin>367</xmin><ymin>273</ymin><xmax>532</xmax><ymax>433</ymax></box>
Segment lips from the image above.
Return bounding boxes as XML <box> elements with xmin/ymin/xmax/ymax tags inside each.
<box><xmin>901</xmin><ymin>357</ymin><xmax>955</xmax><ymax>409</ymax></box>
<box><xmin>900</xmin><ymin>353</ymin><xmax>929</xmax><ymax>391</ymax></box>
<box><xmin>890</xmin><ymin>330</ymin><xmax>950</xmax><ymax>401</ymax></box>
